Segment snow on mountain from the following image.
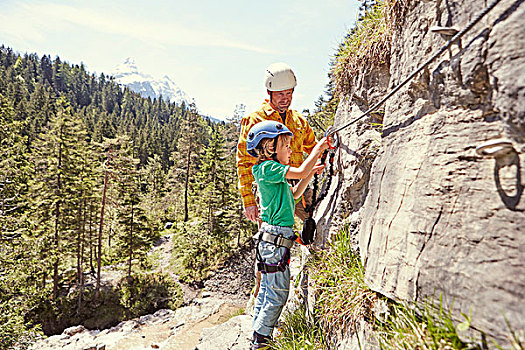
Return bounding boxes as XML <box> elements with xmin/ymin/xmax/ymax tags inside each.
<box><xmin>111</xmin><ymin>58</ymin><xmax>191</xmax><ymax>106</ymax></box>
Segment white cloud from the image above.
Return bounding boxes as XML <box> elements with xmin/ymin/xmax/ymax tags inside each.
<box><xmin>1</xmin><ymin>1</ymin><xmax>275</xmax><ymax>54</ymax></box>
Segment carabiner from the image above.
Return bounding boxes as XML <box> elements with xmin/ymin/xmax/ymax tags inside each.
<box><xmin>325</xmin><ymin>126</ymin><xmax>340</xmax><ymax>150</ymax></box>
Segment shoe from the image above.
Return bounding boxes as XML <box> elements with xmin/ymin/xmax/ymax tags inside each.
<box><xmin>252</xmin><ymin>331</ymin><xmax>271</xmax><ymax>349</ymax></box>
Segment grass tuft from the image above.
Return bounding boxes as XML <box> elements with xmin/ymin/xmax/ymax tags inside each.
<box><xmin>330</xmin><ymin>0</ymin><xmax>411</xmax><ymax>96</ymax></box>
<box><xmin>269</xmin><ymin>306</ymin><xmax>328</xmax><ymax>350</ymax></box>
<box><xmin>310</xmin><ymin>224</ymin><xmax>377</xmax><ymax>339</ymax></box>
<box><xmin>377</xmin><ymin>297</ymin><xmax>474</xmax><ymax>350</ymax></box>
<box><xmin>331</xmin><ymin>1</ymin><xmax>391</xmax><ymax>96</ymax></box>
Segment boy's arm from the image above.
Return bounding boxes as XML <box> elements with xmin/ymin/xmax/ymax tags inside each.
<box><xmin>292</xmin><ymin>172</ymin><xmax>315</xmax><ymax>200</ymax></box>
<box><xmin>286</xmin><ymin>137</ymin><xmax>329</xmax><ymax>179</ymax></box>
<box><xmin>292</xmin><ymin>163</ymin><xmax>325</xmax><ymax>199</ymax></box>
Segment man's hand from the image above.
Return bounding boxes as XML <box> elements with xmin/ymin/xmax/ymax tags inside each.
<box><xmin>244</xmin><ymin>205</ymin><xmax>260</xmax><ymax>223</ymax></box>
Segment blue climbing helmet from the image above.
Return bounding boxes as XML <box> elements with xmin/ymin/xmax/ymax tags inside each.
<box><xmin>246</xmin><ymin>120</ymin><xmax>293</xmax><ymax>157</ymax></box>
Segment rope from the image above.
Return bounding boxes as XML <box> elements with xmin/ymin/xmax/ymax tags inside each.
<box><xmin>307</xmin><ymin>150</ymin><xmax>335</xmax><ymax>214</ymax></box>
<box><xmin>328</xmin><ymin>0</ymin><xmax>504</xmax><ymax>137</ymax></box>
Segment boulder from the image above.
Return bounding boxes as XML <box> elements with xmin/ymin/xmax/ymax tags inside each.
<box><xmin>195</xmin><ymin>315</ymin><xmax>253</xmax><ymax>350</ymax></box>
<box><xmin>63</xmin><ymin>325</ymin><xmax>87</xmax><ymax>336</ymax></box>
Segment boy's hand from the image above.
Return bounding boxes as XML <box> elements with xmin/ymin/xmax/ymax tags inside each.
<box><xmin>312</xmin><ymin>163</ymin><xmax>326</xmax><ymax>174</ymax></box>
<box><xmin>316</xmin><ymin>137</ymin><xmax>330</xmax><ymax>152</ymax></box>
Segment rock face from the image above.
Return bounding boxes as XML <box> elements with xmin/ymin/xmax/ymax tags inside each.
<box><xmin>315</xmin><ymin>0</ymin><xmax>524</xmax><ymax>347</ymax></box>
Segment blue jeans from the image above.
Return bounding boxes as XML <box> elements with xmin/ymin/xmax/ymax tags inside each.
<box><xmin>252</xmin><ymin>223</ymin><xmax>293</xmax><ymax>337</ymax></box>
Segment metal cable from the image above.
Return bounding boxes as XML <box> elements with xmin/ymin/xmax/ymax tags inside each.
<box><xmin>328</xmin><ymin>0</ymin><xmax>504</xmax><ymax>136</ymax></box>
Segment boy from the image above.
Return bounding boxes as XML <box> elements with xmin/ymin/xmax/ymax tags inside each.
<box><xmin>246</xmin><ymin>120</ymin><xmax>329</xmax><ymax>349</ymax></box>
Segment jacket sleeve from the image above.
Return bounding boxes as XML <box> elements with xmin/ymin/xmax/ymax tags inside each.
<box><xmin>236</xmin><ymin>115</ymin><xmax>259</xmax><ymax>208</ymax></box>
<box><xmin>301</xmin><ymin>116</ymin><xmax>317</xmax><ymax>155</ymax></box>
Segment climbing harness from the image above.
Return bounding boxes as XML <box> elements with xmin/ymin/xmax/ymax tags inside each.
<box><xmin>256</xmin><ymin>248</ymin><xmax>291</xmax><ymax>274</ymax></box>
<box><xmin>253</xmin><ymin>230</ymin><xmax>295</xmax><ymax>249</ymax></box>
<box><xmin>254</xmin><ymin>230</ymin><xmax>294</xmax><ymax>273</ymax></box>
<box><xmin>301</xmin><ymin>127</ymin><xmax>341</xmax><ymax>244</ymax></box>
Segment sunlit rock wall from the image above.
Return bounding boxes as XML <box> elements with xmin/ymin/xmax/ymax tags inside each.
<box><xmin>315</xmin><ymin>0</ymin><xmax>524</xmax><ymax>347</ymax></box>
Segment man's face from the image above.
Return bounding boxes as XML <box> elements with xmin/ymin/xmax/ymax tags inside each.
<box><xmin>269</xmin><ymin>89</ymin><xmax>294</xmax><ymax>113</ymax></box>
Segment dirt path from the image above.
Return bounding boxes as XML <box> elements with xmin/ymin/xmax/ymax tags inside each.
<box><xmin>30</xmin><ymin>233</ymin><xmax>255</xmax><ymax>350</ymax></box>
<box><xmin>149</xmin><ymin>233</ymin><xmax>253</xmax><ymax>348</ymax></box>
<box><xmin>149</xmin><ymin>233</ymin><xmax>201</xmax><ymax>303</ymax></box>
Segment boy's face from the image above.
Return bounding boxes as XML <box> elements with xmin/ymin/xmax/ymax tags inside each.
<box><xmin>275</xmin><ymin>136</ymin><xmax>292</xmax><ymax>165</ymax></box>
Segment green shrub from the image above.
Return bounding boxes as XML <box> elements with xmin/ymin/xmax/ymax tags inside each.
<box><xmin>377</xmin><ymin>298</ymin><xmax>473</xmax><ymax>350</ymax></box>
<box><xmin>331</xmin><ymin>0</ymin><xmax>391</xmax><ymax>95</ymax></box>
<box><xmin>27</xmin><ymin>286</ymin><xmax>124</xmax><ymax>334</ymax></box>
<box><xmin>118</xmin><ymin>272</ymin><xmax>183</xmax><ymax>316</ymax></box>
<box><xmin>0</xmin><ymin>299</ymin><xmax>42</xmax><ymax>349</ymax></box>
<box><xmin>171</xmin><ymin>219</ymin><xmax>234</xmax><ymax>283</ymax></box>
<box><xmin>310</xmin><ymin>223</ymin><xmax>376</xmax><ymax>338</ymax></box>
<box><xmin>25</xmin><ymin>271</ymin><xmax>182</xmax><ymax>336</ymax></box>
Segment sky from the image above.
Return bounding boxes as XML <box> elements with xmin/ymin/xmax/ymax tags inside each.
<box><xmin>0</xmin><ymin>0</ymin><xmax>360</xmax><ymax>120</ymax></box>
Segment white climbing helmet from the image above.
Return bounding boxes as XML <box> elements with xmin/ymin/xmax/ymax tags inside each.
<box><xmin>264</xmin><ymin>62</ymin><xmax>297</xmax><ymax>91</ymax></box>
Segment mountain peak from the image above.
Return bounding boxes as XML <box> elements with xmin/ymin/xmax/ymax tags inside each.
<box><xmin>113</xmin><ymin>57</ymin><xmax>139</xmax><ymax>75</ymax></box>
<box><xmin>111</xmin><ymin>58</ymin><xmax>190</xmax><ymax>106</ymax></box>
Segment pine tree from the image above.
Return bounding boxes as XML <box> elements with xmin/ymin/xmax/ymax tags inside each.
<box><xmin>110</xmin><ymin>136</ymin><xmax>151</xmax><ymax>277</ymax></box>
<box><xmin>0</xmin><ymin>95</ymin><xmax>29</xmax><ymax>241</ymax></box>
<box><xmin>27</xmin><ymin>97</ymin><xmax>89</xmax><ymax>299</ymax></box>
<box><xmin>141</xmin><ymin>154</ymin><xmax>168</xmax><ymax>229</ymax></box>
<box><xmin>73</xmin><ymin>126</ymin><xmax>98</xmax><ymax>311</ymax></box>
<box><xmin>173</xmin><ymin>104</ymin><xmax>204</xmax><ymax>222</ymax></box>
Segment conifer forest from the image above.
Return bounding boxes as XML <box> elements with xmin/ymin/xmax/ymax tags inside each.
<box><xmin>0</xmin><ymin>46</ymin><xmax>256</xmax><ymax>345</ymax></box>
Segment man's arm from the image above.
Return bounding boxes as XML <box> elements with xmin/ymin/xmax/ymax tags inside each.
<box><xmin>236</xmin><ymin>114</ymin><xmax>261</xmax><ymax>221</ymax></box>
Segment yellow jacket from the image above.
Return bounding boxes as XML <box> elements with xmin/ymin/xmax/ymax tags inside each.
<box><xmin>236</xmin><ymin>100</ymin><xmax>317</xmax><ymax>208</ymax></box>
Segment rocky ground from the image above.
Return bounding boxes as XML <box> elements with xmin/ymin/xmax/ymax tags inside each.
<box><xmin>29</xmin><ymin>233</ymin><xmax>260</xmax><ymax>350</ymax></box>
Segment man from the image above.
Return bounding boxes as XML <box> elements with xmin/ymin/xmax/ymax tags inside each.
<box><xmin>236</xmin><ymin>62</ymin><xmax>317</xmax><ymax>223</ymax></box>
<box><xmin>236</xmin><ymin>63</ymin><xmax>318</xmax><ymax>349</ymax></box>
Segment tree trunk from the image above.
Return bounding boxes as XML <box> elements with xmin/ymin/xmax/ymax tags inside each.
<box><xmin>0</xmin><ymin>179</ymin><xmax>4</xmax><ymax>241</ymax></box>
<box><xmin>53</xmin><ymin>131</ymin><xmax>63</xmax><ymax>300</ymax></box>
<box><xmin>183</xmin><ymin>139</ymin><xmax>192</xmax><ymax>222</ymax></box>
<box><xmin>96</xmin><ymin>167</ymin><xmax>109</xmax><ymax>296</ymax></box>
<box><xmin>89</xmin><ymin>202</ymin><xmax>94</xmax><ymax>274</ymax></box>
<box><xmin>77</xmin><ymin>196</ymin><xmax>86</xmax><ymax>314</ymax></box>
<box><xmin>52</xmin><ymin>205</ymin><xmax>60</xmax><ymax>300</ymax></box>
<box><xmin>128</xmin><ymin>202</ymin><xmax>134</xmax><ymax>278</ymax></box>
